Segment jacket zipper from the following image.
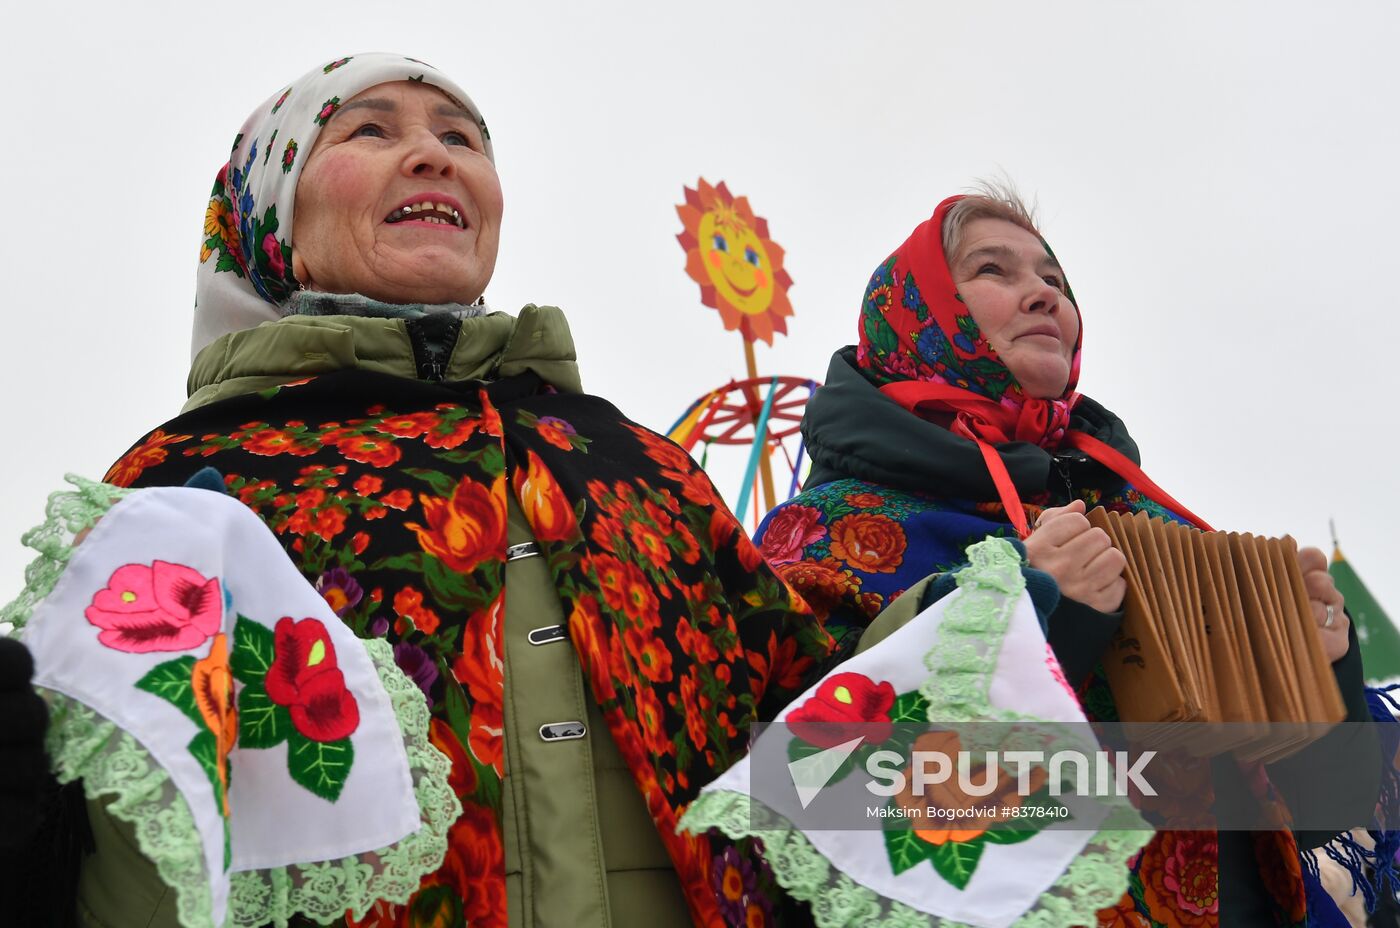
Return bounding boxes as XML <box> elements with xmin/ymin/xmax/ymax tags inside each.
<box><xmin>1051</xmin><ymin>451</ymin><xmax>1087</xmax><ymax>505</ymax></box>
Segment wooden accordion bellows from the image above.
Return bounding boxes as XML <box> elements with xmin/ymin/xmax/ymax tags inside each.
<box><xmin>1086</xmin><ymin>508</ymin><xmax>1346</xmax><ymax>760</ymax></box>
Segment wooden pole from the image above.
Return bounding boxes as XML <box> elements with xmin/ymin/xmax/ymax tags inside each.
<box><xmin>743</xmin><ymin>339</ymin><xmax>778</xmax><ymax>512</ymax></box>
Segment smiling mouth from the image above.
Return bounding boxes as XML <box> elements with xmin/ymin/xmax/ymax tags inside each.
<box><xmin>385</xmin><ymin>200</ymin><xmax>466</xmax><ymax>229</ymax></box>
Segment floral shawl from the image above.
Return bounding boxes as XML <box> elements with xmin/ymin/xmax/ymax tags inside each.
<box><xmin>192</xmin><ymin>52</ymin><xmax>492</xmax><ymax>359</ymax></box>
<box><xmin>107</xmin><ymin>368</ymin><xmax>834</xmax><ymax>926</ymax></box>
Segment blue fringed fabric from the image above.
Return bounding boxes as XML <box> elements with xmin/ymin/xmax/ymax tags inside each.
<box><xmin>1303</xmin><ymin>683</ymin><xmax>1400</xmax><ymax>920</ymax></box>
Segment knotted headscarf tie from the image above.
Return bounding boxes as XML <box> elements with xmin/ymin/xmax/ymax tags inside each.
<box><xmin>858</xmin><ymin>196</ymin><xmax>1209</xmax><ymax>537</ymax></box>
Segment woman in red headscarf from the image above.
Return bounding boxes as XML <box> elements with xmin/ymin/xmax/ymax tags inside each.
<box><xmin>755</xmin><ymin>186</ymin><xmax>1377</xmax><ymax>926</ymax></box>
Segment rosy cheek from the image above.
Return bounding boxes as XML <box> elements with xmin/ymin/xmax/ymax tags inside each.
<box><xmin>753</xmin><ymin>269</ymin><xmax>768</xmax><ymax>288</ymax></box>
<box><xmin>707</xmin><ymin>250</ymin><xmax>723</xmax><ymax>270</ymax></box>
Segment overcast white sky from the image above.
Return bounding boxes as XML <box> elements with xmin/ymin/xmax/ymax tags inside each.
<box><xmin>3</xmin><ymin>2</ymin><xmax>1397</xmax><ymax>623</ymax></box>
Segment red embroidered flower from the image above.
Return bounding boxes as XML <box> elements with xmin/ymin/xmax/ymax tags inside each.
<box><xmin>85</xmin><ymin>561</ymin><xmax>222</xmax><ymax>653</ymax></box>
<box><xmin>512</xmin><ymin>450</ymin><xmax>578</xmax><ymax>543</ymax></box>
<box><xmin>828</xmin><ymin>513</ymin><xmax>906</xmax><ymax>574</ymax></box>
<box><xmin>353</xmin><ymin>474</ymin><xmax>383</xmax><ymax>496</ymax></box>
<box><xmin>759</xmin><ymin>504</ymin><xmax>826</xmax><ymax>565</ymax></box>
<box><xmin>407</xmin><ymin>474</ymin><xmax>507</xmax><ymax>574</ymax></box>
<box><xmin>104</xmin><ymin>430</ymin><xmax>193</xmax><ymax>487</ymax></box>
<box><xmin>264</xmin><ymin>617</ymin><xmax>360</xmax><ymax>742</ymax></box>
<box><xmin>786</xmin><ymin>672</ymin><xmax>895</xmax><ymax>749</ymax></box>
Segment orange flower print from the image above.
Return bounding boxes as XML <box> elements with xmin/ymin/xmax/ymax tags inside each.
<box><xmin>828</xmin><ymin>513</ymin><xmax>906</xmax><ymax>574</ymax></box>
<box><xmin>191</xmin><ymin>633</ymin><xmax>237</xmax><ymax>816</ymax></box>
<box><xmin>407</xmin><ymin>474</ymin><xmax>507</xmax><ymax>574</ymax></box>
<box><xmin>535</xmin><ymin>416</ymin><xmax>577</xmax><ymax>451</ymax></box>
<box><xmin>424</xmin><ymin>415</ymin><xmax>480</xmax><ymax>449</ymax></box>
<box><xmin>635</xmin><ymin>686</ymin><xmax>672</xmax><ymax>757</ymax></box>
<box><xmin>479</xmin><ymin>395</ymin><xmax>503</xmax><ymax>438</ymax></box>
<box><xmin>437</xmin><ymin>802</ymin><xmax>507</xmax><ymax>928</ymax></box>
<box><xmin>894</xmin><ymin>730</ymin><xmax>1047</xmax><ymax>847</ymax></box>
<box><xmin>374</xmin><ymin>412</ymin><xmax>436</xmax><ymax>439</ymax></box>
<box><xmin>1096</xmin><ymin>892</ymin><xmax>1151</xmax><ymax>928</ymax></box>
<box><xmin>334</xmin><ymin>434</ymin><xmax>401</xmax><ymax>468</ymax></box>
<box><xmin>104</xmin><ymin>430</ymin><xmax>193</xmax><ymax>487</ymax></box>
<box><xmin>512</xmin><ymin>450</ymin><xmax>579</xmax><ymax>543</ymax></box>
<box><xmin>393</xmin><ymin>586</ymin><xmax>441</xmax><ymax>635</ymax></box>
<box><xmin>452</xmin><ymin>595</ymin><xmax>505</xmax><ymax>776</ymax></box>
<box><xmin>1138</xmin><ymin>832</ymin><xmax>1218</xmax><ymax>926</ymax></box>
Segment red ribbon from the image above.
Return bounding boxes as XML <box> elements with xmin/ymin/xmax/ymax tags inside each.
<box><xmin>878</xmin><ymin>380</ymin><xmax>1210</xmax><ymax>538</ymax></box>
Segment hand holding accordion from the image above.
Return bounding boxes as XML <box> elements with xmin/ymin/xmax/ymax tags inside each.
<box><xmin>1086</xmin><ymin>507</ymin><xmax>1347</xmax><ymax>761</ymax></box>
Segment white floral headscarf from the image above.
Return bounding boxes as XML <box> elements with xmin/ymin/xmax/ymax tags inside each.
<box><xmin>193</xmin><ymin>53</ymin><xmax>493</xmax><ymax>359</ymax></box>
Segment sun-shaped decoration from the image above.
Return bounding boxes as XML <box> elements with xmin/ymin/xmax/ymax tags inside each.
<box><xmin>676</xmin><ymin>179</ymin><xmax>794</xmax><ymax>345</ymax></box>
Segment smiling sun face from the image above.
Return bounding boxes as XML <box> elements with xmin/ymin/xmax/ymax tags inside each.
<box><xmin>677</xmin><ymin>178</ymin><xmax>794</xmax><ymax>344</ymax></box>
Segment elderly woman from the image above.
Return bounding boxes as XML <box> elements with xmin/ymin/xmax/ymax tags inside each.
<box><xmin>5</xmin><ymin>53</ymin><xmax>843</xmax><ymax>928</ymax></box>
<box><xmin>756</xmin><ymin>188</ymin><xmax>1380</xmax><ymax>926</ymax></box>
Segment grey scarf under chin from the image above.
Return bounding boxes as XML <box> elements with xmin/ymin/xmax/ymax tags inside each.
<box><xmin>284</xmin><ymin>290</ymin><xmax>489</xmax><ymax>320</ymax></box>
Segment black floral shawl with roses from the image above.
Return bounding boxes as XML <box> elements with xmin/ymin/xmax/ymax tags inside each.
<box><xmin>105</xmin><ymin>368</ymin><xmax>833</xmax><ymax>927</ymax></box>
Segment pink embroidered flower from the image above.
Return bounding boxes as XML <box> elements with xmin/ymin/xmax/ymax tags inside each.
<box><xmin>1045</xmin><ymin>644</ymin><xmax>1076</xmax><ymax>700</ymax></box>
<box><xmin>85</xmin><ymin>561</ymin><xmax>222</xmax><ymax>653</ymax></box>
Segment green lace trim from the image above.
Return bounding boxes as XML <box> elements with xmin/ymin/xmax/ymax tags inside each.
<box><xmin>0</xmin><ymin>474</ymin><xmax>130</xmax><ymax>637</ymax></box>
<box><xmin>679</xmin><ymin>537</ymin><xmax>1152</xmax><ymax>928</ymax></box>
<box><xmin>3</xmin><ymin>478</ymin><xmax>461</xmax><ymax>927</ymax></box>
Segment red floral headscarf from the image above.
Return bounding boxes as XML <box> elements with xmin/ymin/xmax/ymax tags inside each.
<box><xmin>856</xmin><ymin>196</ymin><xmax>1207</xmax><ymax>536</ymax></box>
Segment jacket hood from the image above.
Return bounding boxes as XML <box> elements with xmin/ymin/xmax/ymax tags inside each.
<box><xmin>802</xmin><ymin>346</ymin><xmax>1139</xmax><ymax>500</ymax></box>
<box><xmin>184</xmin><ymin>304</ymin><xmax>580</xmax><ymax>413</ymax></box>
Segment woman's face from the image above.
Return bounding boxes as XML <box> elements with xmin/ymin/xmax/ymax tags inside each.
<box><xmin>948</xmin><ymin>218</ymin><xmax>1080</xmax><ymax>399</ymax></box>
<box><xmin>290</xmin><ymin>80</ymin><xmax>502</xmax><ymax>305</ymax></box>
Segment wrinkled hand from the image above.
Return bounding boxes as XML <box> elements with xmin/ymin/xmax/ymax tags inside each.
<box><xmin>1298</xmin><ymin>546</ymin><xmax>1350</xmax><ymax>663</ymax></box>
<box><xmin>1024</xmin><ymin>500</ymin><xmax>1126</xmax><ymax>613</ymax></box>
<box><xmin>0</xmin><ymin>637</ymin><xmax>49</xmax><ymax>851</ymax></box>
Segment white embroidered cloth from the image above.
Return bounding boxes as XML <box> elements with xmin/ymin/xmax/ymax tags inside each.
<box><xmin>21</xmin><ymin>486</ymin><xmax>421</xmax><ymax>925</ymax></box>
<box><xmin>681</xmin><ymin>538</ymin><xmax>1151</xmax><ymax>928</ymax></box>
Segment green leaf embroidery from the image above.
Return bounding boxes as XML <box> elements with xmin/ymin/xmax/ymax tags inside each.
<box><xmin>889</xmin><ymin>690</ymin><xmax>930</xmax><ymax>723</ymax></box>
<box><xmin>230</xmin><ymin>615</ymin><xmax>276</xmax><ymax>684</ymax></box>
<box><xmin>286</xmin><ymin>730</ymin><xmax>355</xmax><ymax>802</ymax></box>
<box><xmin>237</xmin><ymin>679</ymin><xmax>291</xmax><ymax>748</ymax></box>
<box><xmin>134</xmin><ymin>657</ymin><xmax>202</xmax><ymax>727</ymax></box>
<box><xmin>929</xmin><ymin>836</ymin><xmax>985</xmax><ymax>890</ymax></box>
<box><xmin>187</xmin><ymin>729</ymin><xmax>223</xmax><ymax>807</ymax></box>
<box><xmin>883</xmin><ymin>826</ymin><xmax>934</xmax><ymax>875</ymax></box>
<box><xmin>785</xmin><ymin>736</ymin><xmax>859</xmax><ymax>789</ymax></box>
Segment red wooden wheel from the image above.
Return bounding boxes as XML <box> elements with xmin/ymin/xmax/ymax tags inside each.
<box><xmin>688</xmin><ymin>376</ymin><xmax>818</xmax><ymax>446</ymax></box>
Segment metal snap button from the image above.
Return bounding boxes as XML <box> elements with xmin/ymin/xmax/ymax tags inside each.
<box><xmin>506</xmin><ymin>542</ymin><xmax>541</xmax><ymax>561</ymax></box>
<box><xmin>539</xmin><ymin>721</ymin><xmax>586</xmax><ymax>742</ymax></box>
<box><xmin>527</xmin><ymin>624</ymin><xmax>567</xmax><ymax>645</ymax></box>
